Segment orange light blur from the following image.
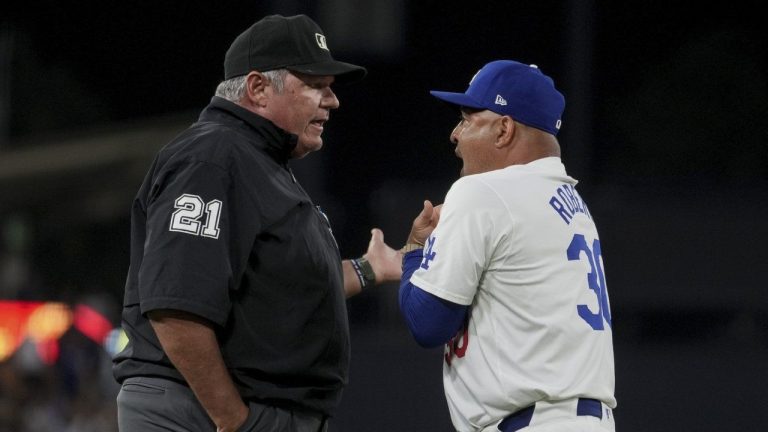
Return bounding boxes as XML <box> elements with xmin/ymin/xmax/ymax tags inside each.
<box><xmin>0</xmin><ymin>300</ymin><xmax>118</xmax><ymax>364</ymax></box>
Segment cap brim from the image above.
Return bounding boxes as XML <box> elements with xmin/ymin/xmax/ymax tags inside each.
<box><xmin>288</xmin><ymin>60</ymin><xmax>367</xmax><ymax>84</ymax></box>
<box><xmin>429</xmin><ymin>91</ymin><xmax>486</xmax><ymax>109</ymax></box>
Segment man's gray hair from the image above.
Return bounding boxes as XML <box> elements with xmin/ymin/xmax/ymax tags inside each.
<box><xmin>214</xmin><ymin>69</ymin><xmax>289</xmax><ymax>102</ymax></box>
<box><xmin>214</xmin><ymin>75</ymin><xmax>247</xmax><ymax>102</ymax></box>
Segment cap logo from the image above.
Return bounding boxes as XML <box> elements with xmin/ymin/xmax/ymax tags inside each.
<box><xmin>495</xmin><ymin>95</ymin><xmax>507</xmax><ymax>106</ymax></box>
<box><xmin>315</xmin><ymin>33</ymin><xmax>329</xmax><ymax>51</ymax></box>
<box><xmin>555</xmin><ymin>119</ymin><xmax>562</xmax><ymax>130</ymax></box>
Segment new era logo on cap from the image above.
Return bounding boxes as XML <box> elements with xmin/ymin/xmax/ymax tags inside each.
<box><xmin>495</xmin><ymin>95</ymin><xmax>507</xmax><ymax>106</ymax></box>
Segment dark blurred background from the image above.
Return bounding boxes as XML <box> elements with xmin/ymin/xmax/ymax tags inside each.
<box><xmin>0</xmin><ymin>1</ymin><xmax>766</xmax><ymax>431</ymax></box>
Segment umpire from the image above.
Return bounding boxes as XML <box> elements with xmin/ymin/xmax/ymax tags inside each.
<box><xmin>113</xmin><ymin>14</ymin><xmax>401</xmax><ymax>432</ymax></box>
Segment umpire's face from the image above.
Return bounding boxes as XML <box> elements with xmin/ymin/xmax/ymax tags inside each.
<box><xmin>450</xmin><ymin>108</ymin><xmax>506</xmax><ymax>176</ymax></box>
<box><xmin>267</xmin><ymin>71</ymin><xmax>340</xmax><ymax>159</ymax></box>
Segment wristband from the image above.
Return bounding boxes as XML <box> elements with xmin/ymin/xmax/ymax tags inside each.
<box><xmin>400</xmin><ymin>243</ymin><xmax>424</xmax><ymax>253</ymax></box>
<box><xmin>351</xmin><ymin>257</ymin><xmax>376</xmax><ymax>288</ymax></box>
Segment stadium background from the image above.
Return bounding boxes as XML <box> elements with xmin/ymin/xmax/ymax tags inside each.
<box><xmin>1</xmin><ymin>1</ymin><xmax>766</xmax><ymax>430</ymax></box>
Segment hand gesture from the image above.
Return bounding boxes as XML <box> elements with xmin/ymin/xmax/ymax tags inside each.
<box><xmin>363</xmin><ymin>228</ymin><xmax>402</xmax><ymax>283</ymax></box>
<box><xmin>407</xmin><ymin>200</ymin><xmax>442</xmax><ymax>246</ymax></box>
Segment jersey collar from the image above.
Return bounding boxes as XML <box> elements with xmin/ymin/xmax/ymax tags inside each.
<box><xmin>202</xmin><ymin>97</ymin><xmax>299</xmax><ymax>162</ymax></box>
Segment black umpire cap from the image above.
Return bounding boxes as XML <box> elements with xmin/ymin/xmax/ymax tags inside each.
<box><xmin>224</xmin><ymin>14</ymin><xmax>367</xmax><ymax>84</ymax></box>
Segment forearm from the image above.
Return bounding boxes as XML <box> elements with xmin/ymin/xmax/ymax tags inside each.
<box><xmin>344</xmin><ymin>249</ymin><xmax>400</xmax><ymax>297</ymax></box>
<box><xmin>149</xmin><ymin>310</ymin><xmax>248</xmax><ymax>432</ymax></box>
<box><xmin>399</xmin><ymin>251</ymin><xmax>468</xmax><ymax>347</ymax></box>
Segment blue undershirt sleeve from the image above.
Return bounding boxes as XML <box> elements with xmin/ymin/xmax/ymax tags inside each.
<box><xmin>399</xmin><ymin>249</ymin><xmax>469</xmax><ymax>348</ymax></box>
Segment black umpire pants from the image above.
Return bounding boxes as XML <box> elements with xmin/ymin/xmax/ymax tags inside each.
<box><xmin>117</xmin><ymin>377</ymin><xmax>328</xmax><ymax>432</ymax></box>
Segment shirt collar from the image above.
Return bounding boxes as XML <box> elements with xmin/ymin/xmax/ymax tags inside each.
<box><xmin>199</xmin><ymin>96</ymin><xmax>298</xmax><ymax>161</ymax></box>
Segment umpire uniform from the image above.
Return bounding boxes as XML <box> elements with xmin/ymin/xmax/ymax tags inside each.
<box><xmin>113</xmin><ymin>96</ymin><xmax>348</xmax><ymax>430</ymax></box>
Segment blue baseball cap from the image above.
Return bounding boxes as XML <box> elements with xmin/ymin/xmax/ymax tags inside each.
<box><xmin>430</xmin><ymin>60</ymin><xmax>565</xmax><ymax>135</ymax></box>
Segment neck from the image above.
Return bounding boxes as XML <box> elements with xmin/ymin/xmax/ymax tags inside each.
<box><xmin>506</xmin><ymin>129</ymin><xmax>561</xmax><ymax>166</ymax></box>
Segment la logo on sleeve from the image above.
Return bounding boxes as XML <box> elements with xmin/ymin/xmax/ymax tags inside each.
<box><xmin>420</xmin><ymin>236</ymin><xmax>437</xmax><ymax>270</ymax></box>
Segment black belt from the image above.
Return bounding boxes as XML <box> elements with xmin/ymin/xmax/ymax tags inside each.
<box><xmin>497</xmin><ymin>398</ymin><xmax>603</xmax><ymax>432</ymax></box>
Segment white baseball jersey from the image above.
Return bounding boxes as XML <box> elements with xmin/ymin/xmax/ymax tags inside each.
<box><xmin>409</xmin><ymin>157</ymin><xmax>616</xmax><ymax>431</ymax></box>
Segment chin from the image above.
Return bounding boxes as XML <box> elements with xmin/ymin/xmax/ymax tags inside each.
<box><xmin>293</xmin><ymin>139</ymin><xmax>324</xmax><ymax>158</ymax></box>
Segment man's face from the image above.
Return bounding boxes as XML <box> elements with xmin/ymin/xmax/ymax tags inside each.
<box><xmin>267</xmin><ymin>71</ymin><xmax>339</xmax><ymax>158</ymax></box>
<box><xmin>450</xmin><ymin>108</ymin><xmax>503</xmax><ymax>176</ymax></box>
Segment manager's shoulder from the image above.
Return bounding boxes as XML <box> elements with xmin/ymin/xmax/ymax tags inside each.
<box><xmin>446</xmin><ymin>174</ymin><xmax>498</xmax><ymax>202</ymax></box>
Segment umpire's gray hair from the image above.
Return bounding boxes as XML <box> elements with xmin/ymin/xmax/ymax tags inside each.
<box><xmin>214</xmin><ymin>75</ymin><xmax>247</xmax><ymax>102</ymax></box>
<box><xmin>214</xmin><ymin>69</ymin><xmax>289</xmax><ymax>102</ymax></box>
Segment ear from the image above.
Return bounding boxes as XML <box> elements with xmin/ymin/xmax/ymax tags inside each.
<box><xmin>243</xmin><ymin>71</ymin><xmax>269</xmax><ymax>107</ymax></box>
<box><xmin>494</xmin><ymin>115</ymin><xmax>515</xmax><ymax>149</ymax></box>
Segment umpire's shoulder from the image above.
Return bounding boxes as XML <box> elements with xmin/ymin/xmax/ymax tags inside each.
<box><xmin>157</xmin><ymin>120</ymin><xmax>246</xmax><ymax>171</ymax></box>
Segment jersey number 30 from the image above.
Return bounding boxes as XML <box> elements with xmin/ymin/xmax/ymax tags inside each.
<box><xmin>567</xmin><ymin>234</ymin><xmax>611</xmax><ymax>330</ymax></box>
<box><xmin>169</xmin><ymin>194</ymin><xmax>222</xmax><ymax>239</ymax></box>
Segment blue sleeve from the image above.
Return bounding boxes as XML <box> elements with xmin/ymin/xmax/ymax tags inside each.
<box><xmin>399</xmin><ymin>250</ymin><xmax>469</xmax><ymax>348</ymax></box>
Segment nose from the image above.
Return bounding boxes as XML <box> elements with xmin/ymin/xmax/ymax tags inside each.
<box><xmin>450</xmin><ymin>121</ymin><xmax>462</xmax><ymax>144</ymax></box>
<box><xmin>321</xmin><ymin>87</ymin><xmax>340</xmax><ymax>109</ymax></box>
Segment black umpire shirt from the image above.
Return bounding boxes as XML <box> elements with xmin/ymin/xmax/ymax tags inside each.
<box><xmin>113</xmin><ymin>97</ymin><xmax>349</xmax><ymax>416</ymax></box>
